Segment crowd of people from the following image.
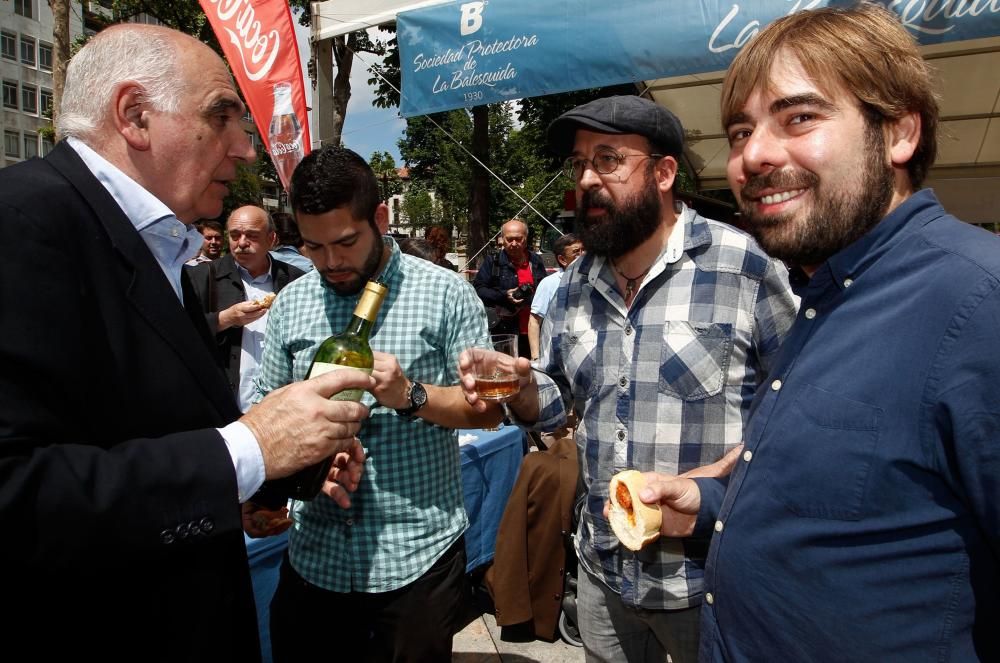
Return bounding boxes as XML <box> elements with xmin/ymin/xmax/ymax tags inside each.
<box><xmin>0</xmin><ymin>3</ymin><xmax>996</xmax><ymax>663</ymax></box>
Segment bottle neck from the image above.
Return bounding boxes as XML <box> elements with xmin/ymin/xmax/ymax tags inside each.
<box><xmin>345</xmin><ymin>315</ymin><xmax>375</xmax><ymax>340</ymax></box>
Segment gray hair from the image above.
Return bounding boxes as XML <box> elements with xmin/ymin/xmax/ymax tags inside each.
<box><xmin>57</xmin><ymin>28</ymin><xmax>182</xmax><ymax>140</ymax></box>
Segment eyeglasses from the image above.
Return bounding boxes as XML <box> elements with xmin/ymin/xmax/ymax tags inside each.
<box><xmin>563</xmin><ymin>148</ymin><xmax>664</xmax><ymax>181</ymax></box>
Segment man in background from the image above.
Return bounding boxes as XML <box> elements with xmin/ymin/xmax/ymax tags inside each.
<box><xmin>643</xmin><ymin>4</ymin><xmax>1000</xmax><ymax>660</ymax></box>
<box><xmin>186</xmin><ymin>219</ymin><xmax>225</xmax><ymax>265</ymax></box>
<box><xmin>270</xmin><ymin>210</ymin><xmax>314</xmax><ymax>272</ymax></box>
<box><xmin>527</xmin><ymin>232</ymin><xmax>583</xmax><ymax>361</ymax></box>
<box><xmin>474</xmin><ymin>217</ymin><xmax>548</xmax><ymax>359</ymax></box>
<box><xmin>0</xmin><ymin>24</ymin><xmax>369</xmax><ymax>660</ymax></box>
<box><xmin>188</xmin><ymin>205</ymin><xmax>305</xmax><ymax>411</ymax></box>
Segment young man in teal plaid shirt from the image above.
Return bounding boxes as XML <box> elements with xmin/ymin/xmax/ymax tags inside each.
<box><xmin>253</xmin><ymin>146</ymin><xmax>502</xmax><ymax>663</ymax></box>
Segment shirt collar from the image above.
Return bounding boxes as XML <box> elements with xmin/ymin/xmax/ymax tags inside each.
<box><xmin>68</xmin><ymin>137</ymin><xmax>187</xmax><ymax>235</ymax></box>
<box><xmin>67</xmin><ymin>137</ymin><xmax>202</xmax><ymax>301</ymax></box>
<box><xmin>822</xmin><ymin>189</ymin><xmax>942</xmax><ymax>292</ymax></box>
<box><xmin>235</xmin><ymin>255</ymin><xmax>273</xmax><ymax>284</ymax></box>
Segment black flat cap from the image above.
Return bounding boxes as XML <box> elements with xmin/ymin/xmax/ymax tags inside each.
<box><xmin>547</xmin><ymin>95</ymin><xmax>684</xmax><ymax>158</ymax></box>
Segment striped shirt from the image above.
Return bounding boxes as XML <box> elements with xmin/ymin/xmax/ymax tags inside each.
<box><xmin>527</xmin><ymin>205</ymin><xmax>798</xmax><ymax>609</ymax></box>
<box><xmin>254</xmin><ymin>238</ymin><xmax>490</xmax><ymax>592</ymax></box>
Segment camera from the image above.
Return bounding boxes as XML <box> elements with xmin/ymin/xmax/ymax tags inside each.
<box><xmin>513</xmin><ymin>283</ymin><xmax>534</xmax><ymax>302</ymax></box>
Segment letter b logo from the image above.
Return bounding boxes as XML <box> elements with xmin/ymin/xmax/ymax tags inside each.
<box><xmin>460</xmin><ymin>2</ymin><xmax>484</xmax><ymax>36</ymax></box>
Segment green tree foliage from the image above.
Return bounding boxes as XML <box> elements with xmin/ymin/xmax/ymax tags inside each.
<box><xmin>221</xmin><ymin>162</ymin><xmax>263</xmax><ymax>220</ymax></box>
<box><xmin>400</xmin><ymin>183</ymin><xmax>440</xmax><ymax>231</ymax></box>
<box><xmin>369</xmin><ymin>151</ymin><xmax>403</xmax><ymax>200</ymax></box>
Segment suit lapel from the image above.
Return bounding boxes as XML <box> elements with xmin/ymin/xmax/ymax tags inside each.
<box><xmin>47</xmin><ymin>142</ymin><xmax>240</xmax><ymax>421</ymax></box>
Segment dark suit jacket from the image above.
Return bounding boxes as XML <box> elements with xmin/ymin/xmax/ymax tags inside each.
<box><xmin>0</xmin><ymin>141</ymin><xmax>260</xmax><ymax>661</ymax></box>
<box><xmin>187</xmin><ymin>254</ymin><xmax>304</xmax><ymax>398</ymax></box>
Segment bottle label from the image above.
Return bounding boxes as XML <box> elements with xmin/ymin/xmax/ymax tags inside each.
<box><xmin>307</xmin><ymin>362</ymin><xmax>372</xmax><ymax>401</ymax></box>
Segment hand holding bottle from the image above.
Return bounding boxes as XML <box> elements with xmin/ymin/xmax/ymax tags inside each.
<box><xmin>240</xmin><ymin>367</ymin><xmax>374</xmax><ymax>480</ymax></box>
<box><xmin>322</xmin><ymin>438</ymin><xmax>367</xmax><ymax>508</ymax></box>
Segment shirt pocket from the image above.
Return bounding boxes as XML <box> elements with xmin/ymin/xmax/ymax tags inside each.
<box><xmin>562</xmin><ymin>328</ymin><xmax>600</xmax><ymax>399</ymax></box>
<box><xmin>766</xmin><ymin>383</ymin><xmax>881</xmax><ymax>521</ymax></box>
<box><xmin>658</xmin><ymin>321</ymin><xmax>733</xmax><ymax>401</ymax></box>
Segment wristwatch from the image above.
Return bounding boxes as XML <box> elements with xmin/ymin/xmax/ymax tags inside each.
<box><xmin>395</xmin><ymin>381</ymin><xmax>428</xmax><ymax>417</ymax></box>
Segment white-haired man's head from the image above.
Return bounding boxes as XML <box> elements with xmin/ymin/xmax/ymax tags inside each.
<box><xmin>56</xmin><ymin>25</ymin><xmax>182</xmax><ymax>142</ymax></box>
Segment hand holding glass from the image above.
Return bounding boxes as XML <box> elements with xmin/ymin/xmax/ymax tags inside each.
<box><xmin>472</xmin><ymin>334</ymin><xmax>520</xmax><ymax>402</ymax></box>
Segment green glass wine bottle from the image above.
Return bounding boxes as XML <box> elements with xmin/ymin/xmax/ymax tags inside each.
<box><xmin>278</xmin><ymin>279</ymin><xmax>388</xmax><ymax>502</ymax></box>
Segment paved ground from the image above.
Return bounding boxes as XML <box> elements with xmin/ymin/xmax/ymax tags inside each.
<box><xmin>451</xmin><ymin>576</ymin><xmax>584</xmax><ymax>662</ymax></box>
<box><xmin>453</xmin><ymin>612</ymin><xmax>584</xmax><ymax>662</ymax></box>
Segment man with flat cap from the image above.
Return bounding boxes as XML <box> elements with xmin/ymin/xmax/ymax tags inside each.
<box><xmin>461</xmin><ymin>95</ymin><xmax>797</xmax><ymax>662</ymax></box>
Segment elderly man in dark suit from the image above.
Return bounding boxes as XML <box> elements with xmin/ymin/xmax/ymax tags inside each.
<box><xmin>0</xmin><ymin>24</ymin><xmax>371</xmax><ymax>661</ymax></box>
<box><xmin>188</xmin><ymin>205</ymin><xmax>305</xmax><ymax>411</ymax></box>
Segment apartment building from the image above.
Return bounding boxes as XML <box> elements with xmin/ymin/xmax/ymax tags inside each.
<box><xmin>1</xmin><ymin>0</ymin><xmax>85</xmax><ymax>168</ymax></box>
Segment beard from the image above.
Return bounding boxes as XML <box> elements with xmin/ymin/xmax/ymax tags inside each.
<box><xmin>738</xmin><ymin>120</ymin><xmax>893</xmax><ymax>267</ymax></box>
<box><xmin>575</xmin><ymin>166</ymin><xmax>663</xmax><ymax>259</ymax></box>
<box><xmin>322</xmin><ymin>226</ymin><xmax>384</xmax><ymax>296</ymax></box>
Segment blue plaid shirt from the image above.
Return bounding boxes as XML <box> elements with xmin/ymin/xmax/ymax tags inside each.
<box><xmin>254</xmin><ymin>238</ymin><xmax>490</xmax><ymax>592</ymax></box>
<box><xmin>525</xmin><ymin>205</ymin><xmax>797</xmax><ymax>609</ymax></box>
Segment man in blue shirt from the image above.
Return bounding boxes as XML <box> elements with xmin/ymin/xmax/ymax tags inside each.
<box><xmin>527</xmin><ymin>232</ymin><xmax>583</xmax><ymax>361</ymax></box>
<box><xmin>644</xmin><ymin>4</ymin><xmax>1000</xmax><ymax>661</ymax></box>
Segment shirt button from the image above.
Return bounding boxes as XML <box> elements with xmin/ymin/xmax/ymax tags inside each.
<box><xmin>618</xmin><ymin>377</ymin><xmax>628</xmax><ymax>388</ymax></box>
<box><xmin>714</xmin><ymin>520</ymin><xmax>724</xmax><ymax>532</ymax></box>
<box><xmin>625</xmin><ymin>325</ymin><xmax>633</xmax><ymax>335</ymax></box>
<box><xmin>345</xmin><ymin>518</ymin><xmax>355</xmax><ymax>527</ymax></box>
<box><xmin>171</xmin><ymin>227</ymin><xmax>179</xmax><ymax>237</ymax></box>
<box><xmin>616</xmin><ymin>430</ymin><xmax>626</xmax><ymax>441</ymax></box>
<box><xmin>771</xmin><ymin>379</ymin><xmax>782</xmax><ymax>391</ymax></box>
<box><xmin>743</xmin><ymin>449</ymin><xmax>753</xmax><ymax>462</ymax></box>
<box><xmin>843</xmin><ymin>278</ymin><xmax>854</xmax><ymax>288</ymax></box>
<box><xmin>804</xmin><ymin>308</ymin><xmax>816</xmax><ymax>319</ymax></box>
<box><xmin>705</xmin><ymin>592</ymin><xmax>714</xmax><ymax>605</ymax></box>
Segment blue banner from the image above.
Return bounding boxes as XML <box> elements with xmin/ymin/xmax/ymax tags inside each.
<box><xmin>398</xmin><ymin>0</ymin><xmax>1000</xmax><ymax>117</ymax></box>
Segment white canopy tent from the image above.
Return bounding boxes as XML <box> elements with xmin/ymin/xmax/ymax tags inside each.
<box><xmin>311</xmin><ymin>1</ymin><xmax>1000</xmax><ymax>224</ymax></box>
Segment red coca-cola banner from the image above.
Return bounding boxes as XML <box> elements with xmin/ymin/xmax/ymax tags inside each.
<box><xmin>199</xmin><ymin>0</ymin><xmax>311</xmax><ymax>190</ymax></box>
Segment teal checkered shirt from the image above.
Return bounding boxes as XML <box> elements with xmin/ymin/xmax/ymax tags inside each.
<box><xmin>254</xmin><ymin>238</ymin><xmax>490</xmax><ymax>592</ymax></box>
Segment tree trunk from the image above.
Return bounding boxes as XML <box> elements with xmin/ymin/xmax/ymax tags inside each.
<box><xmin>49</xmin><ymin>0</ymin><xmax>71</xmax><ymax>133</ymax></box>
<box><xmin>468</xmin><ymin>105</ymin><xmax>490</xmax><ymax>269</ymax></box>
<box><xmin>329</xmin><ymin>34</ymin><xmax>355</xmax><ymax>147</ymax></box>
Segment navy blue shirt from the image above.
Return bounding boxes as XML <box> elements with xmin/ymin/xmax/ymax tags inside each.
<box><xmin>696</xmin><ymin>190</ymin><xmax>1000</xmax><ymax>662</ymax></box>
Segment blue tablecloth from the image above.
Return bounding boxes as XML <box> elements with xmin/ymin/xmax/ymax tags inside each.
<box><xmin>459</xmin><ymin>424</ymin><xmax>525</xmax><ymax>570</ymax></box>
<box><xmin>244</xmin><ymin>530</ymin><xmax>287</xmax><ymax>663</ymax></box>
<box><xmin>244</xmin><ymin>425</ymin><xmax>525</xmax><ymax>661</ymax></box>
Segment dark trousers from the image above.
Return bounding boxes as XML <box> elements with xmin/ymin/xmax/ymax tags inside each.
<box><xmin>270</xmin><ymin>536</ymin><xmax>468</xmax><ymax>663</ymax></box>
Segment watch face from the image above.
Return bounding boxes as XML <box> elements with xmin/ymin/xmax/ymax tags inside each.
<box><xmin>410</xmin><ymin>382</ymin><xmax>428</xmax><ymax>408</ymax></box>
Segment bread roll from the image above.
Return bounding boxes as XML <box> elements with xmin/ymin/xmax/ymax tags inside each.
<box><xmin>253</xmin><ymin>292</ymin><xmax>276</xmax><ymax>309</ymax></box>
<box><xmin>608</xmin><ymin>470</ymin><xmax>662</xmax><ymax>551</ymax></box>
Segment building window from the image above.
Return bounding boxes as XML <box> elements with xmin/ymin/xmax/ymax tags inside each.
<box><xmin>14</xmin><ymin>0</ymin><xmax>33</xmax><ymax>19</ymax></box>
<box><xmin>20</xmin><ymin>35</ymin><xmax>36</xmax><ymax>67</ymax></box>
<box><xmin>21</xmin><ymin>83</ymin><xmax>37</xmax><ymax>114</ymax></box>
<box><xmin>23</xmin><ymin>132</ymin><xmax>38</xmax><ymax>159</ymax></box>
<box><xmin>243</xmin><ymin>109</ymin><xmax>253</xmax><ymax>122</ymax></box>
<box><xmin>4</xmin><ymin>131</ymin><xmax>20</xmax><ymax>159</ymax></box>
<box><xmin>2</xmin><ymin>80</ymin><xmax>17</xmax><ymax>110</ymax></box>
<box><xmin>40</xmin><ymin>88</ymin><xmax>52</xmax><ymax>116</ymax></box>
<box><xmin>1</xmin><ymin>32</ymin><xmax>16</xmax><ymax>61</ymax></box>
<box><xmin>41</xmin><ymin>133</ymin><xmax>53</xmax><ymax>156</ymax></box>
<box><xmin>38</xmin><ymin>42</ymin><xmax>52</xmax><ymax>71</ymax></box>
